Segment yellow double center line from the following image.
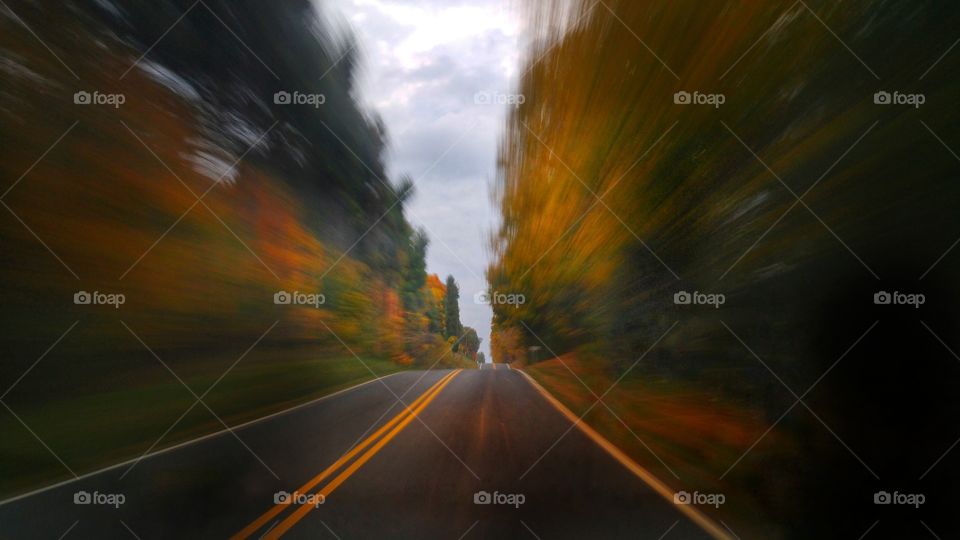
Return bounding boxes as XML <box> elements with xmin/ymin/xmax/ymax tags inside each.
<box><xmin>233</xmin><ymin>369</ymin><xmax>461</xmax><ymax>539</ymax></box>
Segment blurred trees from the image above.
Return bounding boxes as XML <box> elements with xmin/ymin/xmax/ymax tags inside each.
<box><xmin>78</xmin><ymin>0</ymin><xmax>416</xmax><ymax>277</ymax></box>
<box><xmin>0</xmin><ymin>0</ymin><xmax>460</xmax><ymax>370</ymax></box>
<box><xmin>0</xmin><ymin>0</ymin><xmax>491</xmax><ymax>500</ymax></box>
<box><xmin>401</xmin><ymin>228</ymin><xmax>429</xmax><ymax>312</ymax></box>
<box><xmin>488</xmin><ymin>0</ymin><xmax>960</xmax><ymax>535</ymax></box>
<box><xmin>423</xmin><ymin>273</ymin><xmax>447</xmax><ymax>334</ymax></box>
<box><xmin>443</xmin><ymin>275</ymin><xmax>464</xmax><ymax>348</ymax></box>
<box><xmin>489</xmin><ymin>0</ymin><xmax>960</xmax><ymax>373</ymax></box>
<box><xmin>490</xmin><ymin>325</ymin><xmax>526</xmax><ymax>366</ymax></box>
<box><xmin>459</xmin><ymin>327</ymin><xmax>480</xmax><ymax>360</ymax></box>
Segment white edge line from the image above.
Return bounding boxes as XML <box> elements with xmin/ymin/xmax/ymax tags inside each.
<box><xmin>0</xmin><ymin>371</ymin><xmax>407</xmax><ymax>507</ymax></box>
<box><xmin>514</xmin><ymin>369</ymin><xmax>734</xmax><ymax>540</ymax></box>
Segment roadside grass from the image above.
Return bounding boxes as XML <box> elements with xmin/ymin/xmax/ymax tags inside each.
<box><xmin>0</xmin><ymin>343</ymin><xmax>468</xmax><ymax>500</ymax></box>
<box><xmin>523</xmin><ymin>354</ymin><xmax>792</xmax><ymax>539</ymax></box>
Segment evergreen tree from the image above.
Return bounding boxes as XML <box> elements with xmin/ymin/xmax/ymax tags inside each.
<box><xmin>443</xmin><ymin>275</ymin><xmax>463</xmax><ymax>349</ymax></box>
<box><xmin>460</xmin><ymin>327</ymin><xmax>481</xmax><ymax>359</ymax></box>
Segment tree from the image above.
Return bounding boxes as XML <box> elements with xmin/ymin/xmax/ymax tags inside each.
<box><xmin>400</xmin><ymin>227</ymin><xmax>429</xmax><ymax>312</ymax></box>
<box><xmin>490</xmin><ymin>326</ymin><xmax>528</xmax><ymax>365</ymax></box>
<box><xmin>460</xmin><ymin>327</ymin><xmax>481</xmax><ymax>360</ymax></box>
<box><xmin>423</xmin><ymin>274</ymin><xmax>446</xmax><ymax>334</ymax></box>
<box><xmin>443</xmin><ymin>275</ymin><xmax>463</xmax><ymax>348</ymax></box>
<box><xmin>477</xmin><ymin>351</ymin><xmax>486</xmax><ymax>364</ymax></box>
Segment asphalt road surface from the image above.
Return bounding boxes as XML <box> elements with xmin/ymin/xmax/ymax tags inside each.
<box><xmin>0</xmin><ymin>366</ymin><xmax>715</xmax><ymax>539</ymax></box>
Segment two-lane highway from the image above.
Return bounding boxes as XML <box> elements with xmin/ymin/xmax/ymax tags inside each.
<box><xmin>0</xmin><ymin>368</ymin><xmax>717</xmax><ymax>539</ymax></box>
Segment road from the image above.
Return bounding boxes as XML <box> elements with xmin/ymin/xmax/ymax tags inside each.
<box><xmin>0</xmin><ymin>366</ymin><xmax>717</xmax><ymax>539</ymax></box>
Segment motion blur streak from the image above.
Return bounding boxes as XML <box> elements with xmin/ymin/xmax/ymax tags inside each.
<box><xmin>489</xmin><ymin>0</ymin><xmax>960</xmax><ymax>537</ymax></box>
<box><xmin>3</xmin><ymin>0</ymin><xmax>960</xmax><ymax>537</ymax></box>
<box><xmin>0</xmin><ymin>0</ymin><xmax>474</xmax><ymax>498</ymax></box>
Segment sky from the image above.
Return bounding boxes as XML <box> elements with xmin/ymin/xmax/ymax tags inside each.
<box><xmin>322</xmin><ymin>0</ymin><xmax>524</xmax><ymax>360</ymax></box>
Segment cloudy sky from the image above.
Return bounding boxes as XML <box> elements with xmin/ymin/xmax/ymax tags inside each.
<box><xmin>323</xmin><ymin>0</ymin><xmax>524</xmax><ymax>360</ymax></box>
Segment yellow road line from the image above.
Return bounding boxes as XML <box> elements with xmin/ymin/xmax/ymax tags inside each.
<box><xmin>232</xmin><ymin>370</ymin><xmax>458</xmax><ymax>540</ymax></box>
<box><xmin>264</xmin><ymin>369</ymin><xmax>462</xmax><ymax>539</ymax></box>
<box><xmin>516</xmin><ymin>369</ymin><xmax>734</xmax><ymax>540</ymax></box>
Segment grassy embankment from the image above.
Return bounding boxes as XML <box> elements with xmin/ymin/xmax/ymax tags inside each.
<box><xmin>522</xmin><ymin>355</ymin><xmax>788</xmax><ymax>539</ymax></box>
<box><xmin>1</xmin><ymin>346</ymin><xmax>474</xmax><ymax>499</ymax></box>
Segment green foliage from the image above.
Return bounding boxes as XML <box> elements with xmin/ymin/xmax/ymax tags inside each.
<box><xmin>443</xmin><ymin>275</ymin><xmax>464</xmax><ymax>347</ymax></box>
<box><xmin>459</xmin><ymin>327</ymin><xmax>481</xmax><ymax>360</ymax></box>
<box><xmin>401</xmin><ymin>228</ymin><xmax>429</xmax><ymax>312</ymax></box>
<box><xmin>82</xmin><ymin>0</ymin><xmax>414</xmax><ymax>277</ymax></box>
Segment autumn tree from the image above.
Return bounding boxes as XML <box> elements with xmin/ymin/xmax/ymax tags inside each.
<box><xmin>490</xmin><ymin>326</ymin><xmax>527</xmax><ymax>365</ymax></box>
<box><xmin>422</xmin><ymin>274</ymin><xmax>447</xmax><ymax>334</ymax></box>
